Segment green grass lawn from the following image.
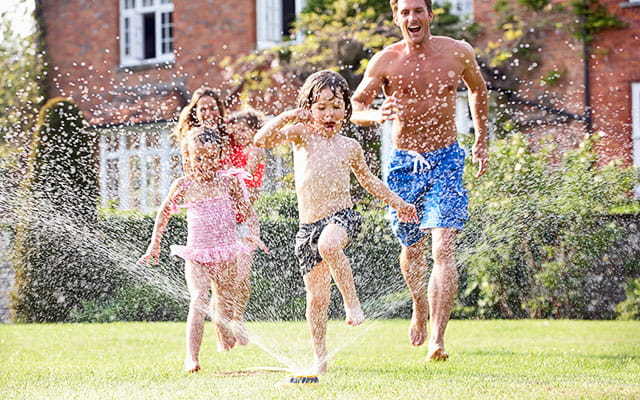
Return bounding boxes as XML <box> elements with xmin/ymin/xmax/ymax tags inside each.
<box><xmin>1</xmin><ymin>319</ymin><xmax>638</xmax><ymax>399</ymax></box>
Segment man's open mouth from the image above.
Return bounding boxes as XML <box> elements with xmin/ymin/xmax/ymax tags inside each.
<box><xmin>408</xmin><ymin>25</ymin><xmax>421</xmax><ymax>33</ymax></box>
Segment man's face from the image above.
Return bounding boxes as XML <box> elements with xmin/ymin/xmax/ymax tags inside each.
<box><xmin>394</xmin><ymin>0</ymin><xmax>433</xmax><ymax>45</ymax></box>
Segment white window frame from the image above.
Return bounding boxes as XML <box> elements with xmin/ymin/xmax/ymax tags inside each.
<box><xmin>119</xmin><ymin>0</ymin><xmax>174</xmax><ymax>67</ymax></box>
<box><xmin>99</xmin><ymin>123</ymin><xmax>180</xmax><ymax>213</ymax></box>
<box><xmin>447</xmin><ymin>0</ymin><xmax>474</xmax><ymax>21</ymax></box>
<box><xmin>632</xmin><ymin>82</ymin><xmax>640</xmax><ymax>197</ymax></box>
<box><xmin>256</xmin><ymin>0</ymin><xmax>306</xmax><ymax>50</ymax></box>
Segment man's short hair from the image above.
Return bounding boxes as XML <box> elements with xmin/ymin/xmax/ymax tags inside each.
<box><xmin>390</xmin><ymin>0</ymin><xmax>433</xmax><ymax>15</ymax></box>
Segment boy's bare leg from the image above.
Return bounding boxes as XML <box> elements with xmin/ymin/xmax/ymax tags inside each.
<box><xmin>184</xmin><ymin>261</ymin><xmax>210</xmax><ymax>372</ymax></box>
<box><xmin>399</xmin><ymin>235</ymin><xmax>429</xmax><ymax>346</ymax></box>
<box><xmin>232</xmin><ymin>252</ymin><xmax>252</xmax><ymax>346</ymax></box>
<box><xmin>212</xmin><ymin>260</ymin><xmax>238</xmax><ymax>352</ymax></box>
<box><xmin>303</xmin><ymin>262</ymin><xmax>332</xmax><ymax>374</ymax></box>
<box><xmin>426</xmin><ymin>228</ymin><xmax>458</xmax><ymax>361</ymax></box>
<box><xmin>317</xmin><ymin>224</ymin><xmax>364</xmax><ymax>326</ymax></box>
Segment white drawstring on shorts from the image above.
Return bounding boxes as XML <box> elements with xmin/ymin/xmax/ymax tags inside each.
<box><xmin>407</xmin><ymin>150</ymin><xmax>433</xmax><ymax>173</ymax></box>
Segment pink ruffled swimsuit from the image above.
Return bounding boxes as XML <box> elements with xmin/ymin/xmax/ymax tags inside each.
<box><xmin>170</xmin><ymin>174</ymin><xmax>250</xmax><ymax>272</ymax></box>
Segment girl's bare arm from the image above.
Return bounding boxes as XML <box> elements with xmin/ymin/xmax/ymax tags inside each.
<box><xmin>137</xmin><ymin>177</ymin><xmax>185</xmax><ymax>265</ymax></box>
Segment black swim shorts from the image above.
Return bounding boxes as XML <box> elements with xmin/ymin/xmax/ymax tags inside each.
<box><xmin>294</xmin><ymin>208</ymin><xmax>362</xmax><ymax>275</ymax></box>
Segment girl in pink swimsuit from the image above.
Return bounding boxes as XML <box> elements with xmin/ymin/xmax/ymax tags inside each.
<box><xmin>138</xmin><ymin>126</ymin><xmax>264</xmax><ymax>373</ymax></box>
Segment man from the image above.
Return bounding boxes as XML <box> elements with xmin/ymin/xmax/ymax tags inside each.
<box><xmin>351</xmin><ymin>0</ymin><xmax>488</xmax><ymax>361</ymax></box>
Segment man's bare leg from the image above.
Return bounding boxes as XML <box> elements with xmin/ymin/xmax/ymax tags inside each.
<box><xmin>400</xmin><ymin>235</ymin><xmax>429</xmax><ymax>346</ymax></box>
<box><xmin>427</xmin><ymin>228</ymin><xmax>458</xmax><ymax>361</ymax></box>
<box><xmin>318</xmin><ymin>224</ymin><xmax>364</xmax><ymax>326</ymax></box>
<box><xmin>303</xmin><ymin>262</ymin><xmax>331</xmax><ymax>374</ymax></box>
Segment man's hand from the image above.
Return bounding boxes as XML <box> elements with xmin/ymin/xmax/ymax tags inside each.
<box><xmin>472</xmin><ymin>140</ymin><xmax>488</xmax><ymax>178</ymax></box>
<box><xmin>379</xmin><ymin>91</ymin><xmax>402</xmax><ymax>123</ymax></box>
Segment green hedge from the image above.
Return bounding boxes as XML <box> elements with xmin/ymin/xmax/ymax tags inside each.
<box><xmin>8</xmin><ymin>132</ymin><xmax>640</xmax><ymax>322</ymax></box>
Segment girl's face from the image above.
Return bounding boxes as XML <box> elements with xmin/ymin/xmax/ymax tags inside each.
<box><xmin>195</xmin><ymin>96</ymin><xmax>220</xmax><ymax>127</ymax></box>
<box><xmin>310</xmin><ymin>87</ymin><xmax>346</xmax><ymax>135</ymax></box>
<box><xmin>189</xmin><ymin>142</ymin><xmax>224</xmax><ymax>179</ymax></box>
<box><xmin>228</xmin><ymin>121</ymin><xmax>254</xmax><ymax>147</ymax></box>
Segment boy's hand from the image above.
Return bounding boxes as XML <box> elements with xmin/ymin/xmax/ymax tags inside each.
<box><xmin>396</xmin><ymin>202</ymin><xmax>418</xmax><ymax>223</ymax></box>
<box><xmin>286</xmin><ymin>108</ymin><xmax>313</xmax><ymax>124</ymax></box>
<box><xmin>137</xmin><ymin>247</ymin><xmax>160</xmax><ymax>266</ymax></box>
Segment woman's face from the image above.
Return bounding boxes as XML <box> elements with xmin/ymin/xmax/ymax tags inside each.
<box><xmin>195</xmin><ymin>96</ymin><xmax>220</xmax><ymax>127</ymax></box>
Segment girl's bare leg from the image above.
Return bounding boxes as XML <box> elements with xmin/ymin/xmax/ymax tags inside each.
<box><xmin>303</xmin><ymin>262</ymin><xmax>331</xmax><ymax>374</ymax></box>
<box><xmin>232</xmin><ymin>252</ymin><xmax>252</xmax><ymax>346</ymax></box>
<box><xmin>317</xmin><ymin>224</ymin><xmax>364</xmax><ymax>326</ymax></box>
<box><xmin>184</xmin><ymin>261</ymin><xmax>210</xmax><ymax>372</ymax></box>
<box><xmin>212</xmin><ymin>259</ymin><xmax>238</xmax><ymax>351</ymax></box>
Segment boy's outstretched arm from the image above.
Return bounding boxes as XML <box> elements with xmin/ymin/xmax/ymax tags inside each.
<box><xmin>253</xmin><ymin>108</ymin><xmax>311</xmax><ymax>148</ymax></box>
<box><xmin>349</xmin><ymin>141</ymin><xmax>418</xmax><ymax>223</ymax></box>
<box><xmin>137</xmin><ymin>177</ymin><xmax>185</xmax><ymax>266</ymax></box>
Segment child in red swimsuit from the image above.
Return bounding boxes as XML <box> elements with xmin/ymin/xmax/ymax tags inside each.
<box><xmin>228</xmin><ymin>108</ymin><xmax>267</xmax><ymax>204</ymax></box>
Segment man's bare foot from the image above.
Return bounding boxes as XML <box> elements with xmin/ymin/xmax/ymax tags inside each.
<box><xmin>427</xmin><ymin>346</ymin><xmax>449</xmax><ymax>362</ymax></box>
<box><xmin>409</xmin><ymin>310</ymin><xmax>427</xmax><ymax>346</ymax></box>
<box><xmin>234</xmin><ymin>320</ymin><xmax>250</xmax><ymax>346</ymax></box>
<box><xmin>345</xmin><ymin>305</ymin><xmax>365</xmax><ymax>326</ymax></box>
<box><xmin>184</xmin><ymin>360</ymin><xmax>200</xmax><ymax>373</ymax></box>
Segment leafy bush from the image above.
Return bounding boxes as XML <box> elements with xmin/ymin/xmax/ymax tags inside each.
<box><xmin>458</xmin><ymin>133</ymin><xmax>639</xmax><ymax>319</ymax></box>
<box><xmin>10</xmin><ymin>98</ymin><xmax>102</xmax><ymax>322</ymax></box>
<box><xmin>615</xmin><ymin>278</ymin><xmax>640</xmax><ymax>320</ymax></box>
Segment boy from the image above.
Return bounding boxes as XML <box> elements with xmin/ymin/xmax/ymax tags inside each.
<box><xmin>254</xmin><ymin>70</ymin><xmax>417</xmax><ymax>373</ymax></box>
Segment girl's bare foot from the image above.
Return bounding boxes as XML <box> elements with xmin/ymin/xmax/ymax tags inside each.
<box><xmin>409</xmin><ymin>310</ymin><xmax>427</xmax><ymax>346</ymax></box>
<box><xmin>184</xmin><ymin>359</ymin><xmax>201</xmax><ymax>373</ymax></box>
<box><xmin>234</xmin><ymin>320</ymin><xmax>250</xmax><ymax>346</ymax></box>
<box><xmin>215</xmin><ymin>319</ymin><xmax>237</xmax><ymax>351</ymax></box>
<box><xmin>345</xmin><ymin>304</ymin><xmax>365</xmax><ymax>326</ymax></box>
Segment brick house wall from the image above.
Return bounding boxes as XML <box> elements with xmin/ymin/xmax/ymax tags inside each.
<box><xmin>473</xmin><ymin>0</ymin><xmax>639</xmax><ymax>166</ymax></box>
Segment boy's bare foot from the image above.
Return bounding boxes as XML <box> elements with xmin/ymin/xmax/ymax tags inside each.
<box><xmin>314</xmin><ymin>356</ymin><xmax>328</xmax><ymax>375</ymax></box>
<box><xmin>409</xmin><ymin>310</ymin><xmax>427</xmax><ymax>346</ymax></box>
<box><xmin>427</xmin><ymin>346</ymin><xmax>449</xmax><ymax>362</ymax></box>
<box><xmin>345</xmin><ymin>305</ymin><xmax>365</xmax><ymax>326</ymax></box>
<box><xmin>184</xmin><ymin>360</ymin><xmax>201</xmax><ymax>373</ymax></box>
<box><xmin>234</xmin><ymin>320</ymin><xmax>250</xmax><ymax>346</ymax></box>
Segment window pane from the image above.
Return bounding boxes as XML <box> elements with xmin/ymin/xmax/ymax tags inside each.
<box><xmin>143</xmin><ymin>12</ymin><xmax>156</xmax><ymax>59</ymax></box>
<box><xmin>282</xmin><ymin>0</ymin><xmax>295</xmax><ymax>39</ymax></box>
<box><xmin>123</xmin><ymin>17</ymin><xmax>131</xmax><ymax>56</ymax></box>
<box><xmin>143</xmin><ymin>0</ymin><xmax>154</xmax><ymax>6</ymax></box>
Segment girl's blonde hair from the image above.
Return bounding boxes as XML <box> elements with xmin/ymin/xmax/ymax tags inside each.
<box><xmin>172</xmin><ymin>87</ymin><xmax>227</xmax><ymax>142</ymax></box>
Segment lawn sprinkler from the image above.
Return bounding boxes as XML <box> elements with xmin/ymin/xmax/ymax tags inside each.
<box><xmin>286</xmin><ymin>375</ymin><xmax>319</xmax><ymax>384</ymax></box>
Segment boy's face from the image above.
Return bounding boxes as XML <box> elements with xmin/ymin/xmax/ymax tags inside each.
<box><xmin>310</xmin><ymin>87</ymin><xmax>346</xmax><ymax>135</ymax></box>
<box><xmin>228</xmin><ymin>121</ymin><xmax>254</xmax><ymax>146</ymax></box>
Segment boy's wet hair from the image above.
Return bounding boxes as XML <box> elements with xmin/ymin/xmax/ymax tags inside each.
<box><xmin>390</xmin><ymin>0</ymin><xmax>432</xmax><ymax>15</ymax></box>
<box><xmin>296</xmin><ymin>70</ymin><xmax>353</xmax><ymax>124</ymax></box>
<box><xmin>228</xmin><ymin>108</ymin><xmax>266</xmax><ymax>131</ymax></box>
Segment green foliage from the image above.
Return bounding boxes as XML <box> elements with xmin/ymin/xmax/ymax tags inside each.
<box><xmin>10</xmin><ymin>98</ymin><xmax>100</xmax><ymax>322</ymax></box>
<box><xmin>571</xmin><ymin>0</ymin><xmax>627</xmax><ymax>42</ymax></box>
<box><xmin>459</xmin><ymin>133</ymin><xmax>639</xmax><ymax>318</ymax></box>
<box><xmin>0</xmin><ymin>2</ymin><xmax>46</xmax><ymax>144</ymax></box>
<box><xmin>615</xmin><ymin>278</ymin><xmax>640</xmax><ymax>320</ymax></box>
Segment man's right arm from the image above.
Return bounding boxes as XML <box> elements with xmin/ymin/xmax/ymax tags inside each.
<box><xmin>351</xmin><ymin>54</ymin><xmax>387</xmax><ymax>126</ymax></box>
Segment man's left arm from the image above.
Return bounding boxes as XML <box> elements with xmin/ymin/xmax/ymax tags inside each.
<box><xmin>460</xmin><ymin>41</ymin><xmax>489</xmax><ymax>178</ymax></box>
